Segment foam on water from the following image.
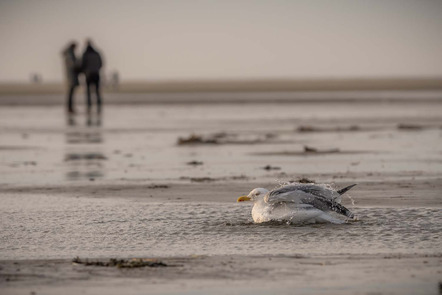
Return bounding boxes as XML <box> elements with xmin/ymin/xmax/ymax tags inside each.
<box><xmin>0</xmin><ymin>194</ymin><xmax>440</xmax><ymax>260</ymax></box>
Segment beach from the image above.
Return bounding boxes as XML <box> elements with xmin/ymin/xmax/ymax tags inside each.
<box><xmin>1</xmin><ymin>90</ymin><xmax>441</xmax><ymax>294</ymax></box>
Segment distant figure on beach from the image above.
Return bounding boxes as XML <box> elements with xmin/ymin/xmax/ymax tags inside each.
<box><xmin>110</xmin><ymin>71</ymin><xmax>119</xmax><ymax>91</ymax></box>
<box><xmin>30</xmin><ymin>73</ymin><xmax>42</xmax><ymax>84</ymax></box>
<box><xmin>62</xmin><ymin>42</ymin><xmax>81</xmax><ymax>114</ymax></box>
<box><xmin>81</xmin><ymin>40</ymin><xmax>103</xmax><ymax>113</ymax></box>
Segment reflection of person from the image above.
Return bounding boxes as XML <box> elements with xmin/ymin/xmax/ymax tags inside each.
<box><xmin>82</xmin><ymin>40</ymin><xmax>103</xmax><ymax>113</ymax></box>
<box><xmin>62</xmin><ymin>42</ymin><xmax>81</xmax><ymax>113</ymax></box>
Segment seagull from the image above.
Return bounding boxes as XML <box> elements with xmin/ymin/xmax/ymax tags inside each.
<box><xmin>237</xmin><ymin>183</ymin><xmax>356</xmax><ymax>224</ymax></box>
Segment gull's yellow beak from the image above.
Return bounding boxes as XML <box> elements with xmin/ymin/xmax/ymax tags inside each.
<box><xmin>237</xmin><ymin>195</ymin><xmax>251</xmax><ymax>202</ymax></box>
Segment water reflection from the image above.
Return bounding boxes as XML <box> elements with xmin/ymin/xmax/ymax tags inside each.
<box><xmin>64</xmin><ymin>113</ymin><xmax>106</xmax><ymax>181</ymax></box>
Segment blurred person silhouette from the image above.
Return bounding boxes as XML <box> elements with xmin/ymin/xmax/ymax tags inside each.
<box><xmin>62</xmin><ymin>42</ymin><xmax>81</xmax><ymax>114</ymax></box>
<box><xmin>81</xmin><ymin>39</ymin><xmax>103</xmax><ymax>113</ymax></box>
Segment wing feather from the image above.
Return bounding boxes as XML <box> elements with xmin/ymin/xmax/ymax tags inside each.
<box><xmin>265</xmin><ymin>184</ymin><xmax>354</xmax><ymax>218</ymax></box>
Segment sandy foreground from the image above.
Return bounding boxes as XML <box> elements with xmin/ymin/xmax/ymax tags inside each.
<box><xmin>1</xmin><ymin>179</ymin><xmax>442</xmax><ymax>295</ymax></box>
<box><xmin>1</xmin><ymin>253</ymin><xmax>441</xmax><ymax>295</ymax></box>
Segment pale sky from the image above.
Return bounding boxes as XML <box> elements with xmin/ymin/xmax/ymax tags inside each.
<box><xmin>1</xmin><ymin>0</ymin><xmax>442</xmax><ymax>82</ymax></box>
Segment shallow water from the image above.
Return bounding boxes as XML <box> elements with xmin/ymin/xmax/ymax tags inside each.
<box><xmin>0</xmin><ymin>193</ymin><xmax>440</xmax><ymax>260</ymax></box>
<box><xmin>1</xmin><ymin>100</ymin><xmax>442</xmax><ymax>186</ymax></box>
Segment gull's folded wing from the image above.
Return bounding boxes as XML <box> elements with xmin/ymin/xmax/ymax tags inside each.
<box><xmin>266</xmin><ymin>184</ymin><xmax>337</xmax><ymax>201</ymax></box>
<box><xmin>265</xmin><ymin>185</ymin><xmax>354</xmax><ymax>218</ymax></box>
<box><xmin>302</xmin><ymin>196</ymin><xmax>354</xmax><ymax>218</ymax></box>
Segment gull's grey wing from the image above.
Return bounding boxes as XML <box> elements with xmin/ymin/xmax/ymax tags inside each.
<box><xmin>268</xmin><ymin>184</ymin><xmax>338</xmax><ymax>200</ymax></box>
<box><xmin>266</xmin><ymin>184</ymin><xmax>354</xmax><ymax>218</ymax></box>
<box><xmin>301</xmin><ymin>195</ymin><xmax>354</xmax><ymax>218</ymax></box>
<box><xmin>264</xmin><ymin>185</ymin><xmax>308</xmax><ymax>204</ymax></box>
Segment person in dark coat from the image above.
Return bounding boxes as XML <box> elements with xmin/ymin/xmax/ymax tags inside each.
<box><xmin>82</xmin><ymin>40</ymin><xmax>103</xmax><ymax>113</ymax></box>
<box><xmin>62</xmin><ymin>42</ymin><xmax>81</xmax><ymax>113</ymax></box>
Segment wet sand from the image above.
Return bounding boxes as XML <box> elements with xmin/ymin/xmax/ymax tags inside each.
<box><xmin>1</xmin><ymin>254</ymin><xmax>441</xmax><ymax>295</ymax></box>
<box><xmin>1</xmin><ymin>178</ymin><xmax>442</xmax><ymax>207</ymax></box>
<box><xmin>0</xmin><ymin>94</ymin><xmax>441</xmax><ymax>294</ymax></box>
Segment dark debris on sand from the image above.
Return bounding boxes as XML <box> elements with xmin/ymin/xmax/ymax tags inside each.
<box><xmin>72</xmin><ymin>257</ymin><xmax>168</xmax><ymax>268</ymax></box>
<box><xmin>262</xmin><ymin>165</ymin><xmax>281</xmax><ymax>171</ymax></box>
<box><xmin>180</xmin><ymin>176</ymin><xmax>216</xmax><ymax>182</ymax></box>
<box><xmin>292</xmin><ymin>177</ymin><xmax>316</xmax><ymax>183</ymax></box>
<box><xmin>397</xmin><ymin>123</ymin><xmax>424</xmax><ymax>130</ymax></box>
<box><xmin>230</xmin><ymin>175</ymin><xmax>249</xmax><ymax>180</ymax></box>
<box><xmin>177</xmin><ymin>132</ymin><xmax>278</xmax><ymax>146</ymax></box>
<box><xmin>304</xmin><ymin>145</ymin><xmax>340</xmax><ymax>154</ymax></box>
<box><xmin>65</xmin><ymin>153</ymin><xmax>108</xmax><ymax>161</ymax></box>
<box><xmin>187</xmin><ymin>160</ymin><xmax>204</xmax><ymax>166</ymax></box>
<box><xmin>147</xmin><ymin>185</ymin><xmax>170</xmax><ymax>189</ymax></box>
<box><xmin>297</xmin><ymin>125</ymin><xmax>360</xmax><ymax>133</ymax></box>
<box><xmin>178</xmin><ymin>134</ymin><xmax>219</xmax><ymax>145</ymax></box>
<box><xmin>180</xmin><ymin>175</ymin><xmax>250</xmax><ymax>182</ymax></box>
<box><xmin>397</xmin><ymin>123</ymin><xmax>442</xmax><ymax>130</ymax></box>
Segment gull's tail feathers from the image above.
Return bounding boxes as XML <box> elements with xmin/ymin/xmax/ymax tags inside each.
<box><xmin>337</xmin><ymin>184</ymin><xmax>357</xmax><ymax>195</ymax></box>
<box><xmin>330</xmin><ymin>202</ymin><xmax>355</xmax><ymax>219</ymax></box>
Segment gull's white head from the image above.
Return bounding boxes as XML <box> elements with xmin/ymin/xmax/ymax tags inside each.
<box><xmin>237</xmin><ymin>188</ymin><xmax>269</xmax><ymax>202</ymax></box>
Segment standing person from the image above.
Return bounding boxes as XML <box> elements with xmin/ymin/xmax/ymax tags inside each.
<box><xmin>81</xmin><ymin>40</ymin><xmax>103</xmax><ymax>113</ymax></box>
<box><xmin>62</xmin><ymin>42</ymin><xmax>80</xmax><ymax>114</ymax></box>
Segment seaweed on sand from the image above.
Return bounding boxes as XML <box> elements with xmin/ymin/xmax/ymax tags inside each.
<box><xmin>304</xmin><ymin>145</ymin><xmax>340</xmax><ymax>154</ymax></box>
<box><xmin>147</xmin><ymin>184</ymin><xmax>170</xmax><ymax>189</ymax></box>
<box><xmin>177</xmin><ymin>134</ymin><xmax>218</xmax><ymax>145</ymax></box>
<box><xmin>397</xmin><ymin>123</ymin><xmax>424</xmax><ymax>130</ymax></box>
<box><xmin>187</xmin><ymin>161</ymin><xmax>204</xmax><ymax>166</ymax></box>
<box><xmin>262</xmin><ymin>165</ymin><xmax>281</xmax><ymax>171</ymax></box>
<box><xmin>296</xmin><ymin>177</ymin><xmax>316</xmax><ymax>184</ymax></box>
<box><xmin>72</xmin><ymin>257</ymin><xmax>167</xmax><ymax>268</ymax></box>
<box><xmin>177</xmin><ymin>132</ymin><xmax>278</xmax><ymax>145</ymax></box>
<box><xmin>297</xmin><ymin>125</ymin><xmax>360</xmax><ymax>133</ymax></box>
